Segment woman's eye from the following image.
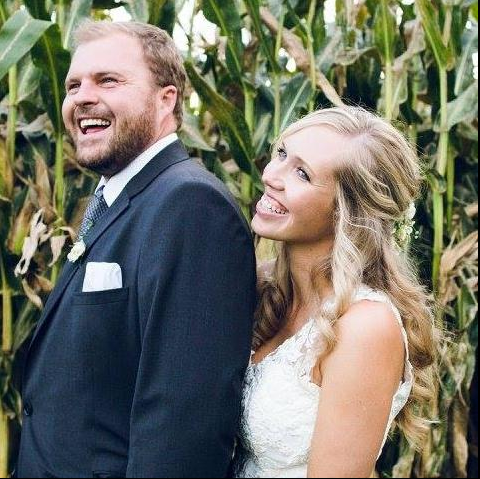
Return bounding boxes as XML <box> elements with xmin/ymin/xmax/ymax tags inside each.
<box><xmin>277</xmin><ymin>148</ymin><xmax>287</xmax><ymax>160</ymax></box>
<box><xmin>297</xmin><ymin>168</ymin><xmax>311</xmax><ymax>182</ymax></box>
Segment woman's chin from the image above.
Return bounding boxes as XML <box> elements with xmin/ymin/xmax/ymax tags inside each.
<box><xmin>252</xmin><ymin>214</ymin><xmax>286</xmax><ymax>241</ymax></box>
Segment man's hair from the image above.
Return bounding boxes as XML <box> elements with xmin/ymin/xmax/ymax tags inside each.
<box><xmin>74</xmin><ymin>20</ymin><xmax>186</xmax><ymax>127</ymax></box>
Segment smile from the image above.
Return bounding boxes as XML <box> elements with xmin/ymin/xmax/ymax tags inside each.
<box><xmin>78</xmin><ymin>118</ymin><xmax>112</xmax><ymax>135</ymax></box>
<box><xmin>257</xmin><ymin>194</ymin><xmax>289</xmax><ymax>216</ymax></box>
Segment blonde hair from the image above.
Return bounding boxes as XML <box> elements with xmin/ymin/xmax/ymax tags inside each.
<box><xmin>255</xmin><ymin>107</ymin><xmax>439</xmax><ymax>450</ymax></box>
<box><xmin>74</xmin><ymin>20</ymin><xmax>186</xmax><ymax>127</ymax></box>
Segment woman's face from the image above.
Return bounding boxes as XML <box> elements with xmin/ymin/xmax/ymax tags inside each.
<box><xmin>252</xmin><ymin>126</ymin><xmax>344</xmax><ymax>244</ymax></box>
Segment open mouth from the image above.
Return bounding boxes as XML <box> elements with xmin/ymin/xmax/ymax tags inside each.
<box><xmin>257</xmin><ymin>194</ymin><xmax>289</xmax><ymax>216</ymax></box>
<box><xmin>78</xmin><ymin>118</ymin><xmax>112</xmax><ymax>135</ymax></box>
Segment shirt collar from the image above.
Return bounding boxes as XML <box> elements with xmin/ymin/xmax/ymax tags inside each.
<box><xmin>95</xmin><ymin>133</ymin><xmax>178</xmax><ymax>207</ymax></box>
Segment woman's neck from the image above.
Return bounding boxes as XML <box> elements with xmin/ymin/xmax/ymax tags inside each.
<box><xmin>286</xmin><ymin>239</ymin><xmax>334</xmax><ymax>310</ymax></box>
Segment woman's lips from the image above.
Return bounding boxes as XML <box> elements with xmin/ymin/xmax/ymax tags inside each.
<box><xmin>256</xmin><ymin>194</ymin><xmax>289</xmax><ymax>216</ymax></box>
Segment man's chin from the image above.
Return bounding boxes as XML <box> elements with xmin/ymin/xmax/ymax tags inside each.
<box><xmin>76</xmin><ymin>153</ymin><xmax>118</xmax><ymax>176</ymax></box>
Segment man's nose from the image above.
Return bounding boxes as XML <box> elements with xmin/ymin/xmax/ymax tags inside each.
<box><xmin>73</xmin><ymin>82</ymin><xmax>99</xmax><ymax>107</ymax></box>
<box><xmin>262</xmin><ymin>161</ymin><xmax>285</xmax><ymax>191</ymax></box>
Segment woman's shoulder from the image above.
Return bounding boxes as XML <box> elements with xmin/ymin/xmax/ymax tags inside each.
<box><xmin>335</xmin><ymin>289</ymin><xmax>405</xmax><ymax>357</ymax></box>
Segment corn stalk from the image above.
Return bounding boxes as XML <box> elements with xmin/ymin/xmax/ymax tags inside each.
<box><xmin>376</xmin><ymin>0</ymin><xmax>396</xmax><ymax>121</ymax></box>
<box><xmin>273</xmin><ymin>6</ymin><xmax>286</xmax><ymax>138</ymax></box>
<box><xmin>306</xmin><ymin>0</ymin><xmax>317</xmax><ymax>111</ymax></box>
<box><xmin>0</xmin><ymin>1</ymin><xmax>477</xmax><ymax>477</ymax></box>
<box><xmin>0</xmin><ymin>403</ymin><xmax>8</xmax><ymax>479</ymax></box>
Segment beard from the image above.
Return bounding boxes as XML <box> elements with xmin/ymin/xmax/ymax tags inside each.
<box><xmin>71</xmin><ymin>105</ymin><xmax>157</xmax><ymax>177</ymax></box>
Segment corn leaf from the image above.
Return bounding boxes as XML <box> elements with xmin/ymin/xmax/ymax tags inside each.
<box><xmin>64</xmin><ymin>0</ymin><xmax>93</xmax><ymax>50</ymax></box>
<box><xmin>0</xmin><ymin>10</ymin><xmax>51</xmax><ymax>82</ymax></box>
<box><xmin>185</xmin><ymin>61</ymin><xmax>261</xmax><ymax>186</ymax></box>
<box><xmin>417</xmin><ymin>0</ymin><xmax>455</xmax><ymax>69</ymax></box>
<box><xmin>202</xmin><ymin>0</ymin><xmax>244</xmax><ymax>81</ymax></box>
<box><xmin>374</xmin><ymin>0</ymin><xmax>397</xmax><ymax>64</ymax></box>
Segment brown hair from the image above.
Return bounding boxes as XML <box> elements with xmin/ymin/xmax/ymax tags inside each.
<box><xmin>74</xmin><ymin>20</ymin><xmax>186</xmax><ymax>127</ymax></box>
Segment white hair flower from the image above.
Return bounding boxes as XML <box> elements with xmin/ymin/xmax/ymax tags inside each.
<box><xmin>406</xmin><ymin>203</ymin><xmax>417</xmax><ymax>221</ymax></box>
<box><xmin>393</xmin><ymin>202</ymin><xmax>417</xmax><ymax>251</ymax></box>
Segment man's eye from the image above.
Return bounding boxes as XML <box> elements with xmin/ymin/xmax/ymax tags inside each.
<box><xmin>297</xmin><ymin>168</ymin><xmax>311</xmax><ymax>182</ymax></box>
<box><xmin>67</xmin><ymin>84</ymin><xmax>80</xmax><ymax>92</ymax></box>
<box><xmin>101</xmin><ymin>77</ymin><xmax>117</xmax><ymax>84</ymax></box>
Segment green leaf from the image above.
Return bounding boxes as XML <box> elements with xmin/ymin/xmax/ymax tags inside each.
<box><xmin>202</xmin><ymin>0</ymin><xmax>245</xmax><ymax>81</ymax></box>
<box><xmin>471</xmin><ymin>1</ymin><xmax>478</xmax><ymax>21</ymax></box>
<box><xmin>435</xmin><ymin>81</ymin><xmax>479</xmax><ymax>131</ymax></box>
<box><xmin>125</xmin><ymin>0</ymin><xmax>149</xmax><ymax>22</ymax></box>
<box><xmin>253</xmin><ymin>113</ymin><xmax>272</xmax><ymax>157</ymax></box>
<box><xmin>0</xmin><ymin>10</ymin><xmax>51</xmax><ymax>82</ymax></box>
<box><xmin>185</xmin><ymin>61</ymin><xmax>261</xmax><ymax>186</ymax></box>
<box><xmin>455</xmin><ymin>25</ymin><xmax>478</xmax><ymax>95</ymax></box>
<box><xmin>25</xmin><ymin>0</ymin><xmax>51</xmax><ymax>20</ymax></box>
<box><xmin>244</xmin><ymin>0</ymin><xmax>280</xmax><ymax>73</ymax></box>
<box><xmin>92</xmin><ymin>0</ymin><xmax>126</xmax><ymax>7</ymax></box>
<box><xmin>285</xmin><ymin>0</ymin><xmax>308</xmax><ymax>39</ymax></box>
<box><xmin>374</xmin><ymin>0</ymin><xmax>397</xmax><ymax>64</ymax></box>
<box><xmin>180</xmin><ymin>112</ymin><xmax>215</xmax><ymax>152</ymax></box>
<box><xmin>26</xmin><ymin>17</ymin><xmax>71</xmax><ymax>135</ymax></box>
<box><xmin>426</xmin><ymin>168</ymin><xmax>448</xmax><ymax>193</ymax></box>
<box><xmin>280</xmin><ymin>73</ymin><xmax>314</xmax><ymax>131</ymax></box>
<box><xmin>64</xmin><ymin>0</ymin><xmax>93</xmax><ymax>50</ymax></box>
<box><xmin>156</xmin><ymin>0</ymin><xmax>176</xmax><ymax>36</ymax></box>
<box><xmin>17</xmin><ymin>60</ymin><xmax>42</xmax><ymax>103</ymax></box>
<box><xmin>148</xmin><ymin>0</ymin><xmax>168</xmax><ymax>26</ymax></box>
<box><xmin>417</xmin><ymin>0</ymin><xmax>455</xmax><ymax>69</ymax></box>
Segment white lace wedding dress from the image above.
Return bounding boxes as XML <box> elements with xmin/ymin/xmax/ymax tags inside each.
<box><xmin>233</xmin><ymin>286</ymin><xmax>414</xmax><ymax>478</ymax></box>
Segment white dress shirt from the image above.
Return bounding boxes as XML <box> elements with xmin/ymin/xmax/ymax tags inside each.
<box><xmin>95</xmin><ymin>133</ymin><xmax>179</xmax><ymax>207</ymax></box>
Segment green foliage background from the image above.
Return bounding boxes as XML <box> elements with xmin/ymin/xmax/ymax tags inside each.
<box><xmin>0</xmin><ymin>0</ymin><xmax>478</xmax><ymax>477</ymax></box>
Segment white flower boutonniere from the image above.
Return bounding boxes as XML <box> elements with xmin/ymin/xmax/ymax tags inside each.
<box><xmin>68</xmin><ymin>239</ymin><xmax>86</xmax><ymax>263</ymax></box>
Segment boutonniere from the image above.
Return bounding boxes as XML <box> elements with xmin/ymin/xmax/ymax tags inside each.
<box><xmin>68</xmin><ymin>239</ymin><xmax>86</xmax><ymax>263</ymax></box>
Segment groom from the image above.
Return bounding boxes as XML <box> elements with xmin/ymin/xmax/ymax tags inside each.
<box><xmin>17</xmin><ymin>21</ymin><xmax>256</xmax><ymax>478</ymax></box>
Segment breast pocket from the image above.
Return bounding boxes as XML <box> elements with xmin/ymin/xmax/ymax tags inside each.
<box><xmin>72</xmin><ymin>287</ymin><xmax>129</xmax><ymax>306</ymax></box>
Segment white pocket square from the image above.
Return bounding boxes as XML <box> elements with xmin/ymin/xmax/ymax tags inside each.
<box><xmin>82</xmin><ymin>262</ymin><xmax>123</xmax><ymax>293</ymax></box>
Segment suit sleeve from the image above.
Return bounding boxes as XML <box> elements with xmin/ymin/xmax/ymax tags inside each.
<box><xmin>126</xmin><ymin>180</ymin><xmax>257</xmax><ymax>478</ymax></box>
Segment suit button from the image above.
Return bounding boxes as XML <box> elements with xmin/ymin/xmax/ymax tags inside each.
<box><xmin>23</xmin><ymin>402</ymin><xmax>33</xmax><ymax>417</ymax></box>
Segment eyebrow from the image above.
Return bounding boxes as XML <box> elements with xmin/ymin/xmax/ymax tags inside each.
<box><xmin>65</xmin><ymin>71</ymin><xmax>125</xmax><ymax>87</ymax></box>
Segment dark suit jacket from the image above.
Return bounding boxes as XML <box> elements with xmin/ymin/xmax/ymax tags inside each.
<box><xmin>17</xmin><ymin>140</ymin><xmax>257</xmax><ymax>478</ymax></box>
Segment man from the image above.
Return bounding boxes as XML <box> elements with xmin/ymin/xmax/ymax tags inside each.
<box><xmin>17</xmin><ymin>21</ymin><xmax>256</xmax><ymax>478</ymax></box>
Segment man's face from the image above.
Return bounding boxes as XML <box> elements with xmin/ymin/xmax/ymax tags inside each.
<box><xmin>63</xmin><ymin>33</ymin><xmax>175</xmax><ymax>177</ymax></box>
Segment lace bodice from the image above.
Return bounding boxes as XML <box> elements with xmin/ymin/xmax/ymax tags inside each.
<box><xmin>233</xmin><ymin>286</ymin><xmax>414</xmax><ymax>478</ymax></box>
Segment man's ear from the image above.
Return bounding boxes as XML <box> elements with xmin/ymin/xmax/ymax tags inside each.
<box><xmin>159</xmin><ymin>85</ymin><xmax>178</xmax><ymax>113</ymax></box>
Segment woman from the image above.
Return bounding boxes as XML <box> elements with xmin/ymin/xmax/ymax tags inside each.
<box><xmin>233</xmin><ymin>107</ymin><xmax>438</xmax><ymax>478</ymax></box>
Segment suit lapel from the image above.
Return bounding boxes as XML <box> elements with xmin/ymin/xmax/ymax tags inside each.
<box><xmin>28</xmin><ymin>140</ymin><xmax>190</xmax><ymax>353</ymax></box>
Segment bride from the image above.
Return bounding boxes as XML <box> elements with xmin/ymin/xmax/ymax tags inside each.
<box><xmin>233</xmin><ymin>107</ymin><xmax>439</xmax><ymax>478</ymax></box>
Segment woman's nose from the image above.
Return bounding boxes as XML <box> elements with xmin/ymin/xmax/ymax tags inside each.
<box><xmin>262</xmin><ymin>161</ymin><xmax>285</xmax><ymax>191</ymax></box>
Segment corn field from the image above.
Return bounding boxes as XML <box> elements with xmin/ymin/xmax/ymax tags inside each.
<box><xmin>0</xmin><ymin>0</ymin><xmax>478</xmax><ymax>477</ymax></box>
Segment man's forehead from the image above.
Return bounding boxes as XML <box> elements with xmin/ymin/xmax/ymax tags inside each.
<box><xmin>73</xmin><ymin>34</ymin><xmax>143</xmax><ymax>62</ymax></box>
<box><xmin>68</xmin><ymin>35</ymin><xmax>145</xmax><ymax>76</ymax></box>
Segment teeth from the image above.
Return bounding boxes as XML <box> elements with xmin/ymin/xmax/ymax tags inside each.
<box><xmin>80</xmin><ymin>118</ymin><xmax>111</xmax><ymax>129</ymax></box>
<box><xmin>261</xmin><ymin>196</ymin><xmax>288</xmax><ymax>215</ymax></box>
